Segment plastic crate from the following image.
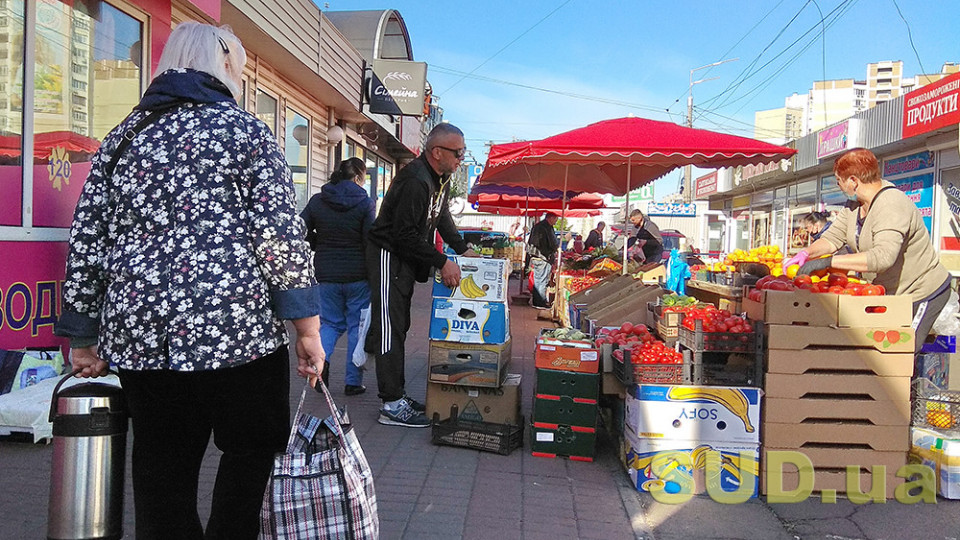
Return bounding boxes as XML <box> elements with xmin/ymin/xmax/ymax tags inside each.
<box><xmin>678</xmin><ymin>319</ymin><xmax>762</xmax><ymax>354</ymax></box>
<box><xmin>912</xmin><ymin>379</ymin><xmax>960</xmax><ymax>433</ymax></box>
<box><xmin>612</xmin><ymin>348</ymin><xmax>687</xmax><ymax>385</ymax></box>
<box><xmin>430</xmin><ymin>415</ymin><xmax>524</xmax><ymax>455</ymax></box>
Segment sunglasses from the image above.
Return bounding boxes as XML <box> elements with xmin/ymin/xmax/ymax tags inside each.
<box><xmin>436</xmin><ymin>146</ymin><xmax>466</xmax><ymax>159</ymax></box>
<box><xmin>217</xmin><ymin>36</ymin><xmax>230</xmax><ymax>55</ymax></box>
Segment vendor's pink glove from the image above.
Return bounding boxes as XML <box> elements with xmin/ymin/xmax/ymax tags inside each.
<box><xmin>782</xmin><ymin>250</ymin><xmax>809</xmax><ymax>271</ymax></box>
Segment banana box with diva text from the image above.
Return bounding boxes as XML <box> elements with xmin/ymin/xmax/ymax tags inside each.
<box><xmin>433</xmin><ymin>256</ymin><xmax>511</xmax><ymax>303</ymax></box>
<box><xmin>624</xmin><ymin>384</ymin><xmax>762</xmax><ymax>444</ymax></box>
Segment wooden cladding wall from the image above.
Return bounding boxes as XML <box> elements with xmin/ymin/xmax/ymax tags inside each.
<box><xmin>231</xmin><ymin>0</ymin><xmax>321</xmax><ymax>74</ymax></box>
<box><xmin>319</xmin><ymin>13</ymin><xmax>363</xmax><ymax>110</ymax></box>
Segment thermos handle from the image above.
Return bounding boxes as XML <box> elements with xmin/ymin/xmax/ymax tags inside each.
<box><xmin>48</xmin><ymin>368</ymin><xmax>120</xmax><ymax>423</ymax></box>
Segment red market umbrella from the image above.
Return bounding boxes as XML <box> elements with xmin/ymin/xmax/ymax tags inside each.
<box><xmin>476</xmin><ymin>205</ymin><xmax>602</xmax><ymax>217</ymax></box>
<box><xmin>476</xmin><ymin>116</ymin><xmax>797</xmax><ymax>272</ymax></box>
<box><xmin>468</xmin><ymin>191</ymin><xmax>605</xmax><ymax>210</ymax></box>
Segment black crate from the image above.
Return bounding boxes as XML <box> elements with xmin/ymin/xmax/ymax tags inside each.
<box><xmin>612</xmin><ymin>347</ymin><xmax>762</xmax><ymax>387</ymax></box>
<box><xmin>431</xmin><ymin>415</ymin><xmax>524</xmax><ymax>455</ymax></box>
<box><xmin>612</xmin><ymin>348</ymin><xmax>690</xmax><ymax>385</ymax></box>
<box><xmin>678</xmin><ymin>319</ymin><xmax>763</xmax><ymax>354</ymax></box>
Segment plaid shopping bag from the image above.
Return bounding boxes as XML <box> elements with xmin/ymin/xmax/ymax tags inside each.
<box><xmin>260</xmin><ymin>381</ymin><xmax>379</xmax><ymax>540</ymax></box>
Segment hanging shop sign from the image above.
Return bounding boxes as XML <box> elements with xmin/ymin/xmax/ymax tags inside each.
<box><xmin>694</xmin><ymin>171</ymin><xmax>718</xmax><ymax>198</ymax></box>
<box><xmin>903</xmin><ymin>71</ymin><xmax>960</xmax><ymax>139</ymax></box>
<box><xmin>884</xmin><ymin>151</ymin><xmax>936</xmax><ymax>233</ymax></box>
<box><xmin>611</xmin><ymin>184</ymin><xmax>654</xmax><ymax>204</ymax></box>
<box><xmin>368</xmin><ymin>60</ymin><xmax>428</xmax><ymax>116</ymax></box>
<box><xmin>816</xmin><ymin>119</ymin><xmax>859</xmax><ymax>160</ymax></box>
<box><xmin>647</xmin><ymin>202</ymin><xmax>696</xmax><ymax>217</ymax></box>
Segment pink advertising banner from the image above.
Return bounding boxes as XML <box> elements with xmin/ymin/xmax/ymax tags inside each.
<box><xmin>0</xmin><ymin>241</ymin><xmax>70</xmax><ymax>352</ymax></box>
<box><xmin>33</xmin><ymin>161</ymin><xmax>89</xmax><ymax>228</ymax></box>
<box><xmin>816</xmin><ymin>121</ymin><xmax>849</xmax><ymax>159</ymax></box>
<box><xmin>0</xmin><ymin>165</ymin><xmax>23</xmax><ymax>227</ymax></box>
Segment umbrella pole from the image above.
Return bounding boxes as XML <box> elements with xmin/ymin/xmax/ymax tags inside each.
<box><xmin>520</xmin><ymin>187</ymin><xmax>530</xmax><ymax>296</ymax></box>
<box><xmin>623</xmin><ymin>157</ymin><xmax>631</xmax><ymax>275</ymax></box>
<box><xmin>555</xmin><ymin>167</ymin><xmax>569</xmax><ymax>321</ymax></box>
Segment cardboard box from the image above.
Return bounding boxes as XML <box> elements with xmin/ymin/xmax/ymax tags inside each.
<box><xmin>656</xmin><ymin>320</ymin><xmax>679</xmax><ymax>339</ymax></box>
<box><xmin>433</xmin><ymin>256</ymin><xmax>511</xmax><ymax>302</ymax></box>
<box><xmin>762</xmin><ymin>423</ymin><xmax>909</xmax><ymax>451</ymax></box>
<box><xmin>917</xmin><ymin>352</ymin><xmax>949</xmax><ymax>389</ymax></box>
<box><xmin>533</xmin><ymin>394</ymin><xmax>598</xmax><ymax>428</ymax></box>
<box><xmin>535</xmin><ymin>368</ymin><xmax>599</xmax><ymax>400</ymax></box>
<box><xmin>623</xmin><ymin>428</ymin><xmax>759</xmax><ymax>497</ymax></box>
<box><xmin>429</xmin><ymin>298</ymin><xmax>510</xmax><ymax>344</ymax></box>
<box><xmin>761</xmin><ymin>467</ymin><xmax>904</xmax><ymax>499</ymax></box>
<box><xmin>535</xmin><ymin>342</ymin><xmax>600</xmax><ymax>374</ymax></box>
<box><xmin>428</xmin><ymin>339</ymin><xmax>511</xmax><ymax>388</ymax></box>
<box><xmin>624</xmin><ymin>384</ymin><xmax>762</xmax><ymax>444</ymax></box>
<box><xmin>764</xmin><ymin>373</ymin><xmax>911</xmax><ymax>403</ymax></box>
<box><xmin>910</xmin><ymin>426</ymin><xmax>960</xmax><ymax>499</ymax></box>
<box><xmin>764</xmin><ymin>397</ymin><xmax>911</xmax><ymax>426</ymax></box>
<box><xmin>590</xmin><ymin>286</ymin><xmax>665</xmax><ymax>328</ymax></box>
<box><xmin>743</xmin><ymin>288</ymin><xmax>911</xmax><ymax>328</ymax></box>
<box><xmin>766</xmin><ymin>325</ymin><xmax>915</xmax><ymax>353</ymax></box>
<box><xmin>568</xmin><ymin>274</ymin><xmax>636</xmax><ymax>305</ymax></box>
<box><xmin>530</xmin><ymin>422</ymin><xmax>596</xmax><ymax>459</ymax></box>
<box><xmin>765</xmin><ymin>349</ymin><xmax>914</xmax><ymax>377</ymax></box>
<box><xmin>426</xmin><ymin>373</ymin><xmax>521</xmax><ymax>425</ymax></box>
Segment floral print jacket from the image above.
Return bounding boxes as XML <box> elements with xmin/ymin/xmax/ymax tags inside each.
<box><xmin>56</xmin><ymin>69</ymin><xmax>319</xmax><ymax>371</ymax></box>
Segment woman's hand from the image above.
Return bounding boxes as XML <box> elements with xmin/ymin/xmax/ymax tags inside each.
<box><xmin>292</xmin><ymin>316</ymin><xmax>325</xmax><ymax>383</ymax></box>
<box><xmin>71</xmin><ymin>346</ymin><xmax>109</xmax><ymax>378</ymax></box>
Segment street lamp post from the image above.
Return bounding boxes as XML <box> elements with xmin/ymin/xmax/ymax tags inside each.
<box><xmin>683</xmin><ymin>58</ymin><xmax>738</xmax><ymax>203</ymax></box>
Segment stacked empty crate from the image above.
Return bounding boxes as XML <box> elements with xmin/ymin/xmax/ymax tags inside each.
<box><xmin>744</xmin><ymin>287</ymin><xmax>915</xmax><ymax>499</ymax></box>
<box><xmin>427</xmin><ymin>256</ymin><xmax>522</xmax><ymax>455</ymax></box>
<box><xmin>530</xmin><ymin>329</ymin><xmax>601</xmax><ymax>461</ymax></box>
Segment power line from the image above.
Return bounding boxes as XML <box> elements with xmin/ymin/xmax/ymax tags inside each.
<box><xmin>891</xmin><ymin>0</ymin><xmax>927</xmax><ymax>76</ymax></box>
<box><xmin>438</xmin><ymin>0</ymin><xmax>572</xmax><ymax>95</ymax></box>
<box><xmin>430</xmin><ymin>64</ymin><xmax>668</xmax><ymax>114</ymax></box>
<box><xmin>811</xmin><ymin>0</ymin><xmax>828</xmax><ymax>129</ymax></box>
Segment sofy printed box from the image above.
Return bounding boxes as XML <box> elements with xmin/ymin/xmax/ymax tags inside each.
<box><xmin>433</xmin><ymin>256</ymin><xmax>511</xmax><ymax>302</ymax></box>
<box><xmin>429</xmin><ymin>298</ymin><xmax>510</xmax><ymax>344</ymax></box>
<box><xmin>625</xmin><ymin>384</ymin><xmax>762</xmax><ymax>444</ymax></box>
<box><xmin>623</xmin><ymin>428</ymin><xmax>759</xmax><ymax>498</ymax></box>
<box><xmin>910</xmin><ymin>426</ymin><xmax>960</xmax><ymax>499</ymax></box>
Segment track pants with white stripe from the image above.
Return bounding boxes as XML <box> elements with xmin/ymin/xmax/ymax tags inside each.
<box><xmin>364</xmin><ymin>244</ymin><xmax>418</xmax><ymax>402</ymax></box>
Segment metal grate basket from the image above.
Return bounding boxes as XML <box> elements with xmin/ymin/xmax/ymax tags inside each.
<box><xmin>912</xmin><ymin>378</ymin><xmax>960</xmax><ymax>433</ymax></box>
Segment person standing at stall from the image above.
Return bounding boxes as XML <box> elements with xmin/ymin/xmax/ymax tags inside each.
<box><xmin>365</xmin><ymin>123</ymin><xmax>476</xmax><ymax>427</ymax></box>
<box><xmin>528</xmin><ymin>212</ymin><xmax>559</xmax><ymax>309</ymax></box>
<box><xmin>628</xmin><ymin>209</ymin><xmax>664</xmax><ymax>263</ymax></box>
<box><xmin>53</xmin><ymin>23</ymin><xmax>324</xmax><ymax>540</ymax></box>
<box><xmin>788</xmin><ymin>148</ymin><xmax>953</xmax><ymax>356</ymax></box>
<box><xmin>584</xmin><ymin>221</ymin><xmax>605</xmax><ymax>250</ymax></box>
<box><xmin>301</xmin><ymin>157</ymin><xmax>375</xmax><ymax>396</ymax></box>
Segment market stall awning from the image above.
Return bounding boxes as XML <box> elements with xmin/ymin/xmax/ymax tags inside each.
<box><xmin>476</xmin><ymin>116</ymin><xmax>797</xmax><ymax>196</ymax></box>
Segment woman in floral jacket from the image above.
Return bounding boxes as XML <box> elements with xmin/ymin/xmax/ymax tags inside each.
<box><xmin>55</xmin><ymin>23</ymin><xmax>324</xmax><ymax>540</ymax></box>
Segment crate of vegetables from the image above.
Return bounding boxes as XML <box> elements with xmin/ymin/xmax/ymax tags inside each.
<box><xmin>613</xmin><ymin>345</ymin><xmax>686</xmax><ymax>385</ymax></box>
<box><xmin>678</xmin><ymin>306</ymin><xmax>761</xmax><ymax>354</ymax></box>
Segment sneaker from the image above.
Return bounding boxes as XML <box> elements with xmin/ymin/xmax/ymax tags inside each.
<box><xmin>345</xmin><ymin>384</ymin><xmax>366</xmax><ymax>396</ymax></box>
<box><xmin>402</xmin><ymin>395</ymin><xmax>426</xmax><ymax>413</ymax></box>
<box><xmin>378</xmin><ymin>400</ymin><xmax>430</xmax><ymax>428</ymax></box>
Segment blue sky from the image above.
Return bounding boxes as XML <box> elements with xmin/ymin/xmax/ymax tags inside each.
<box><xmin>321</xmin><ymin>0</ymin><xmax>960</xmax><ymax>196</ymax></box>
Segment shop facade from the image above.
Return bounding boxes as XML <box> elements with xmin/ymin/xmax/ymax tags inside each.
<box><xmin>704</xmin><ymin>71</ymin><xmax>960</xmax><ymax>274</ymax></box>
<box><xmin>0</xmin><ymin>0</ymin><xmax>424</xmax><ymax>351</ymax></box>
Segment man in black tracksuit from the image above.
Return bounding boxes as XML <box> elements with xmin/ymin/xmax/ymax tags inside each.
<box><xmin>365</xmin><ymin>123</ymin><xmax>474</xmax><ymax>427</ymax></box>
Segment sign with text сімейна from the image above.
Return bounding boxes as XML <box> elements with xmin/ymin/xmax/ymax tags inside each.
<box><xmin>369</xmin><ymin>60</ymin><xmax>428</xmax><ymax>117</ymax></box>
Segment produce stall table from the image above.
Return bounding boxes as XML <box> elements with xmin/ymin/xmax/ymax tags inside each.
<box><xmin>686</xmin><ymin>279</ymin><xmax>743</xmax><ymax>313</ymax></box>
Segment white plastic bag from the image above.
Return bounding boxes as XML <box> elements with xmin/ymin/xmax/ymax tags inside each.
<box><xmin>352</xmin><ymin>306</ymin><xmax>371</xmax><ymax>367</ymax></box>
<box><xmin>931</xmin><ymin>289</ymin><xmax>960</xmax><ymax>336</ymax></box>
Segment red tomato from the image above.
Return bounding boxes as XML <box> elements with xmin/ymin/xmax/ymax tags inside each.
<box><xmin>793</xmin><ymin>275</ymin><xmax>813</xmax><ymax>287</ymax></box>
<box><xmin>861</xmin><ymin>285</ymin><xmax>882</xmax><ymax>296</ymax></box>
<box><xmin>755</xmin><ymin>275</ymin><xmax>777</xmax><ymax>290</ymax></box>
<box><xmin>767</xmin><ymin>280</ymin><xmax>794</xmax><ymax>292</ymax></box>
<box><xmin>828</xmin><ymin>285</ymin><xmax>846</xmax><ymax>294</ymax></box>
<box><xmin>827</xmin><ymin>273</ymin><xmax>849</xmax><ymax>288</ymax></box>
<box><xmin>621</xmin><ymin>322</ymin><xmax>634</xmax><ymax>334</ymax></box>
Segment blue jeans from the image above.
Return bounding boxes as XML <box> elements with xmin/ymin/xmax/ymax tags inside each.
<box><xmin>318</xmin><ymin>281</ymin><xmax>369</xmax><ymax>387</ymax></box>
<box><xmin>531</xmin><ymin>258</ymin><xmax>552</xmax><ymax>308</ymax></box>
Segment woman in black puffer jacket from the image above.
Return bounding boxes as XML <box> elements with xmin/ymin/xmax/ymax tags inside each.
<box><xmin>301</xmin><ymin>157</ymin><xmax>376</xmax><ymax>395</ymax></box>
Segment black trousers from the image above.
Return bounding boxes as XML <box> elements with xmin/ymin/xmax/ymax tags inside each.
<box><xmin>365</xmin><ymin>244</ymin><xmax>417</xmax><ymax>402</ymax></box>
<box><xmin>118</xmin><ymin>347</ymin><xmax>290</xmax><ymax>540</ymax></box>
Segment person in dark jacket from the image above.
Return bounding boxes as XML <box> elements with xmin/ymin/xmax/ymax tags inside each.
<box><xmin>528</xmin><ymin>212</ymin><xmax>559</xmax><ymax>309</ymax></box>
<box><xmin>584</xmin><ymin>221</ymin><xmax>605</xmax><ymax>250</ymax></box>
<box><xmin>301</xmin><ymin>157</ymin><xmax>375</xmax><ymax>396</ymax></box>
<box><xmin>365</xmin><ymin>123</ymin><xmax>475</xmax><ymax>427</ymax></box>
<box><xmin>628</xmin><ymin>209</ymin><xmax>664</xmax><ymax>263</ymax></box>
<box><xmin>802</xmin><ymin>211</ymin><xmax>831</xmax><ymax>241</ymax></box>
<box><xmin>54</xmin><ymin>23</ymin><xmax>323</xmax><ymax>540</ymax></box>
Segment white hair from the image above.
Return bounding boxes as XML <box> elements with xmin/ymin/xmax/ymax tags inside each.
<box><xmin>154</xmin><ymin>22</ymin><xmax>246</xmax><ymax>100</ymax></box>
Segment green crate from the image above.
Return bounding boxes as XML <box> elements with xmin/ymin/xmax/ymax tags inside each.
<box><xmin>534</xmin><ymin>369</ymin><xmax>599</xmax><ymax>401</ymax></box>
<box><xmin>529</xmin><ymin>422</ymin><xmax>596</xmax><ymax>460</ymax></box>
<box><xmin>532</xmin><ymin>395</ymin><xmax>598</xmax><ymax>428</ymax></box>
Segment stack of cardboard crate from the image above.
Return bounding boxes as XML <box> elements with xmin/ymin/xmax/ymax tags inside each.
<box><xmin>529</xmin><ymin>332</ymin><xmax>601</xmax><ymax>460</ymax></box>
<box><xmin>622</xmin><ymin>383</ymin><xmax>763</xmax><ymax>497</ymax></box>
<box><xmin>427</xmin><ymin>257</ymin><xmax>522</xmax><ymax>454</ymax></box>
<box><xmin>746</xmin><ymin>288</ymin><xmax>915</xmax><ymax>499</ymax></box>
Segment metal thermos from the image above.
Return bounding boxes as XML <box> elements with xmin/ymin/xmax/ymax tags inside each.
<box><xmin>47</xmin><ymin>371</ymin><xmax>127</xmax><ymax>540</ymax></box>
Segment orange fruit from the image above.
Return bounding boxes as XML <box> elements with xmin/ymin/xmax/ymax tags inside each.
<box><xmin>785</xmin><ymin>264</ymin><xmax>800</xmax><ymax>279</ymax></box>
<box><xmin>927</xmin><ymin>409</ymin><xmax>956</xmax><ymax>429</ymax></box>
